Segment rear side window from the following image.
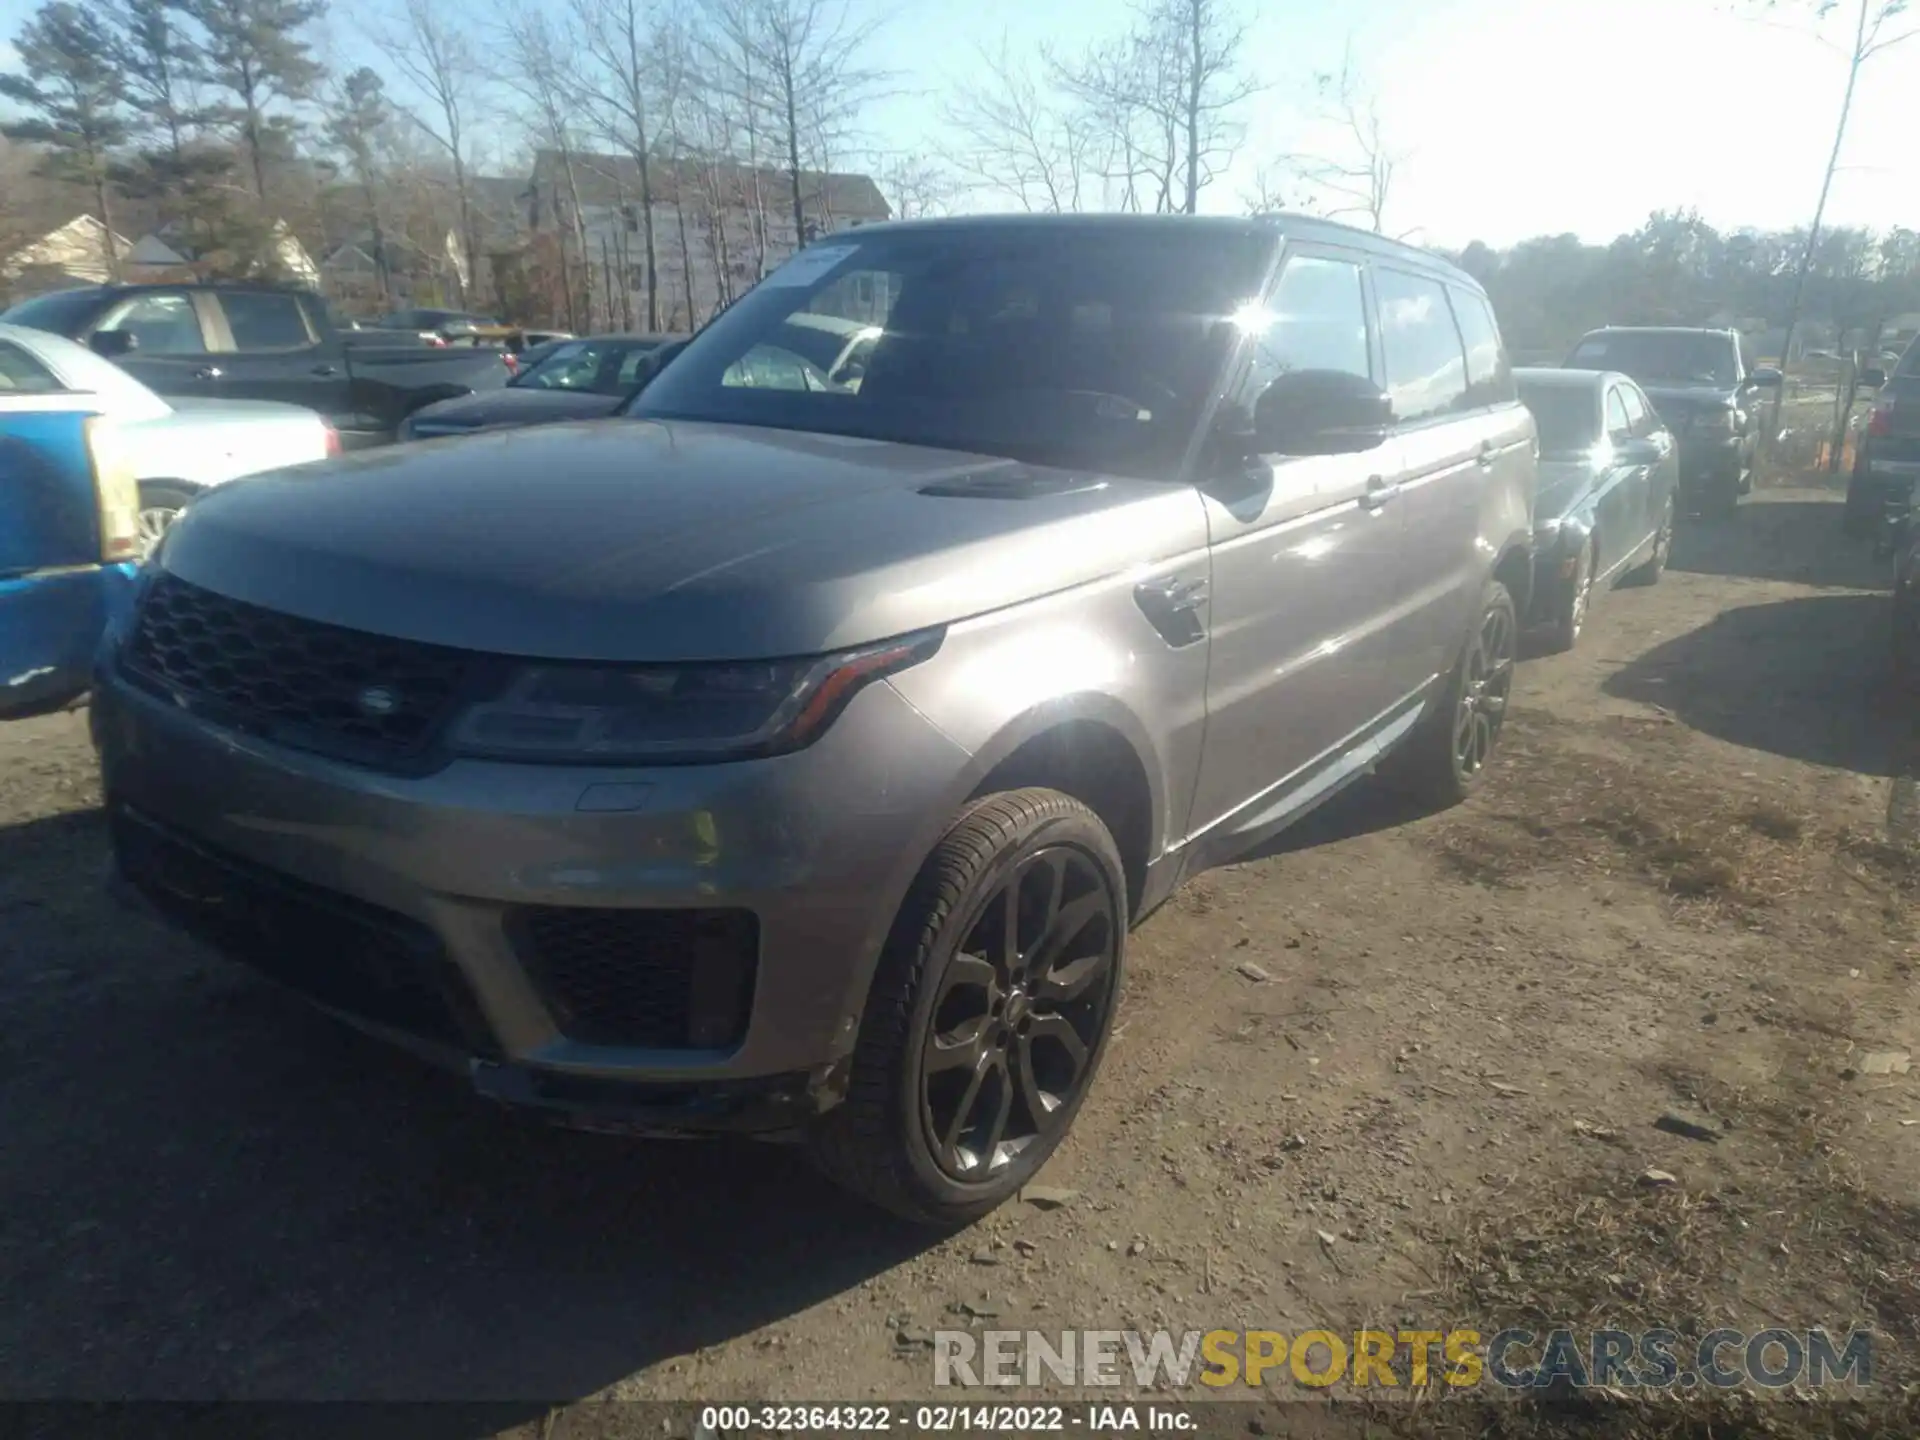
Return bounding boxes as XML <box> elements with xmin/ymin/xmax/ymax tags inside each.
<box><xmin>1376</xmin><ymin>268</ymin><xmax>1468</xmax><ymax>425</ymax></box>
<box><xmin>0</xmin><ymin>340</ymin><xmax>65</xmax><ymax>393</ymax></box>
<box><xmin>1449</xmin><ymin>287</ymin><xmax>1514</xmax><ymax>405</ymax></box>
<box><xmin>221</xmin><ymin>292</ymin><xmax>315</xmax><ymax>351</ymax></box>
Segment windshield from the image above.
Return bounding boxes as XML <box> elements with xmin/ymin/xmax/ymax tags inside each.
<box><xmin>629</xmin><ymin>226</ymin><xmax>1273</xmax><ymax>476</ymax></box>
<box><xmin>1564</xmin><ymin>331</ymin><xmax>1739</xmax><ymax>386</ymax></box>
<box><xmin>516</xmin><ymin>338</ymin><xmax>664</xmax><ymax>395</ymax></box>
<box><xmin>1517</xmin><ymin>382</ymin><xmax>1600</xmax><ymax>455</ymax></box>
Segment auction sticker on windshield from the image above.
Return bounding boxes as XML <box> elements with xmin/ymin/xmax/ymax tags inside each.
<box><xmin>765</xmin><ymin>244</ymin><xmax>862</xmax><ymax>288</ymax></box>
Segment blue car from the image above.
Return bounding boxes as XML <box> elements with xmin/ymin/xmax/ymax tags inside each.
<box><xmin>1</xmin><ymin>406</ymin><xmax>143</xmax><ymax>718</ymax></box>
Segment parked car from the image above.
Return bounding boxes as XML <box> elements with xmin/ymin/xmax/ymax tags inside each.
<box><xmin>1</xmin><ymin>283</ymin><xmax>511</xmax><ymax>447</ymax></box>
<box><xmin>94</xmin><ymin>215</ymin><xmax>1535</xmax><ymax>1223</ymax></box>
<box><xmin>0</xmin><ymin>405</ymin><xmax>141</xmax><ymax>719</ymax></box>
<box><xmin>0</xmin><ymin>321</ymin><xmax>339</xmax><ymax>551</ymax></box>
<box><xmin>1844</xmin><ymin>335</ymin><xmax>1920</xmax><ymax>536</ymax></box>
<box><xmin>1562</xmin><ymin>326</ymin><xmax>1781</xmax><ymax>518</ymax></box>
<box><xmin>1515</xmin><ymin>367</ymin><xmax>1678</xmax><ymax>650</ymax></box>
<box><xmin>400</xmin><ymin>333</ymin><xmax>688</xmax><ymax>440</ymax></box>
<box><xmin>369</xmin><ymin>307</ymin><xmax>502</xmax><ymax>342</ymax></box>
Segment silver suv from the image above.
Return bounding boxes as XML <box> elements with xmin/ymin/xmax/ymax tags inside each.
<box><xmin>94</xmin><ymin>216</ymin><xmax>1535</xmax><ymax>1224</ymax></box>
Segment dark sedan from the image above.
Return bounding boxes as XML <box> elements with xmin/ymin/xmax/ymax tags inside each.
<box><xmin>1516</xmin><ymin>367</ymin><xmax>1680</xmax><ymax>650</ymax></box>
<box><xmin>399</xmin><ymin>333</ymin><xmax>686</xmax><ymax>441</ymax></box>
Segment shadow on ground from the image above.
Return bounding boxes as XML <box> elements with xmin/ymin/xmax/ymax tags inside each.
<box><xmin>1669</xmin><ymin>497</ymin><xmax>1888</xmax><ymax>589</ymax></box>
<box><xmin>0</xmin><ymin>808</ymin><xmax>935</xmax><ymax>1420</ymax></box>
<box><xmin>1603</xmin><ymin>591</ymin><xmax>1907</xmax><ymax>776</ymax></box>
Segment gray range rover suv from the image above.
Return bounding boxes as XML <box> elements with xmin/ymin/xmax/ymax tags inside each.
<box><xmin>94</xmin><ymin>215</ymin><xmax>1535</xmax><ymax>1223</ymax></box>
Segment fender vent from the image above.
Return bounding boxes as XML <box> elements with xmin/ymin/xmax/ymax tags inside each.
<box><xmin>919</xmin><ymin>469</ymin><xmax>1109</xmax><ymax>500</ymax></box>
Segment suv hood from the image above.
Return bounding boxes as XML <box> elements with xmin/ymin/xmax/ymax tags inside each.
<box><xmin>406</xmin><ymin>387</ymin><xmax>621</xmax><ymax>433</ymax></box>
<box><xmin>157</xmin><ymin>419</ymin><xmax>1208</xmax><ymax>662</ymax></box>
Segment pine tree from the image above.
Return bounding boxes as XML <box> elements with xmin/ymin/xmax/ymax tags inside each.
<box><xmin>180</xmin><ymin>0</ymin><xmax>325</xmax><ymax>204</ymax></box>
<box><xmin>1</xmin><ymin>4</ymin><xmax>130</xmax><ymax>280</ymax></box>
<box><xmin>323</xmin><ymin>67</ymin><xmax>394</xmax><ymax>305</ymax></box>
<box><xmin>105</xmin><ymin>0</ymin><xmax>234</xmax><ymax>247</ymax></box>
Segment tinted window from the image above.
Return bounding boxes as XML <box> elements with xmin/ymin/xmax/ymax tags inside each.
<box><xmin>1566</xmin><ymin>331</ymin><xmax>1739</xmax><ymax>386</ymax></box>
<box><xmin>1516</xmin><ymin>381</ymin><xmax>1599</xmax><ymax>454</ymax></box>
<box><xmin>1619</xmin><ymin>384</ymin><xmax>1657</xmax><ymax>436</ymax></box>
<box><xmin>99</xmin><ymin>292</ymin><xmax>205</xmax><ymax>354</ymax></box>
<box><xmin>1606</xmin><ymin>388</ymin><xmax>1632</xmax><ymax>440</ymax></box>
<box><xmin>1376</xmin><ymin>268</ymin><xmax>1469</xmax><ymax>424</ymax></box>
<box><xmin>0</xmin><ymin>340</ymin><xmax>64</xmax><ymax>392</ymax></box>
<box><xmin>519</xmin><ymin>338</ymin><xmax>664</xmax><ymax>395</ymax></box>
<box><xmin>1450</xmin><ymin>287</ymin><xmax>1513</xmax><ymax>405</ymax></box>
<box><xmin>222</xmin><ymin>292</ymin><xmax>314</xmax><ymax>351</ymax></box>
<box><xmin>632</xmin><ymin>228</ymin><xmax>1271</xmax><ymax>477</ymax></box>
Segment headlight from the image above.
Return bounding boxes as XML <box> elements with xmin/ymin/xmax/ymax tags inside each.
<box><xmin>447</xmin><ymin>628</ymin><xmax>944</xmax><ymax>764</ymax></box>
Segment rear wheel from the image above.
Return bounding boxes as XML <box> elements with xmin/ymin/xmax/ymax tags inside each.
<box><xmin>1544</xmin><ymin>539</ymin><xmax>1593</xmax><ymax>653</ymax></box>
<box><xmin>1626</xmin><ymin>494</ymin><xmax>1674</xmax><ymax>586</ymax></box>
<box><xmin>809</xmin><ymin>789</ymin><xmax>1127</xmax><ymax>1225</ymax></box>
<box><xmin>1387</xmin><ymin>580</ymin><xmax>1517</xmax><ymax>809</ymax></box>
<box><xmin>136</xmin><ymin>482</ymin><xmax>196</xmax><ymax>559</ymax></box>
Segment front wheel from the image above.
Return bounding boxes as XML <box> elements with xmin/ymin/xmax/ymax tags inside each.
<box><xmin>809</xmin><ymin>789</ymin><xmax>1127</xmax><ymax>1226</ymax></box>
<box><xmin>137</xmin><ymin>482</ymin><xmax>196</xmax><ymax>559</ymax></box>
<box><xmin>1385</xmin><ymin>580</ymin><xmax>1517</xmax><ymax>809</ymax></box>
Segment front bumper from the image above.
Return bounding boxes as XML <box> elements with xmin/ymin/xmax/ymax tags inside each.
<box><xmin>1674</xmin><ymin>429</ymin><xmax>1746</xmax><ymax>486</ymax></box>
<box><xmin>92</xmin><ymin>659</ymin><xmax>971</xmax><ymax>1131</ymax></box>
<box><xmin>1526</xmin><ymin>533</ymin><xmax>1578</xmax><ymax>625</ymax></box>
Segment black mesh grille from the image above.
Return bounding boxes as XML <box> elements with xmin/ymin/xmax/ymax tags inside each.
<box><xmin>123</xmin><ymin>574</ymin><xmax>478</xmax><ymax>766</ymax></box>
<box><xmin>509</xmin><ymin>906</ymin><xmax>759</xmax><ymax>1050</ymax></box>
<box><xmin>113</xmin><ymin>807</ymin><xmax>497</xmax><ymax>1055</ymax></box>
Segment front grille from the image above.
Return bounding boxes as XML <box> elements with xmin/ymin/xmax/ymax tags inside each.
<box><xmin>123</xmin><ymin>574</ymin><xmax>478</xmax><ymax>767</ymax></box>
<box><xmin>508</xmin><ymin>906</ymin><xmax>759</xmax><ymax>1050</ymax></box>
<box><xmin>113</xmin><ymin>806</ymin><xmax>496</xmax><ymax>1054</ymax></box>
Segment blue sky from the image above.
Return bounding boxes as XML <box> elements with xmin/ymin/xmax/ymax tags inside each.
<box><xmin>4</xmin><ymin>0</ymin><xmax>1917</xmax><ymax>248</ymax></box>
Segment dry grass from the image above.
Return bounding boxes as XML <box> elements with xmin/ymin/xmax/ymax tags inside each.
<box><xmin>1429</xmin><ymin>718</ymin><xmax>1823</xmax><ymax>916</ymax></box>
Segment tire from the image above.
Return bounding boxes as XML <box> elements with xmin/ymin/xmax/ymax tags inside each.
<box><xmin>1543</xmin><ymin>538</ymin><xmax>1593</xmax><ymax>654</ymax></box>
<box><xmin>808</xmin><ymin>788</ymin><xmax>1128</xmax><ymax>1226</ymax></box>
<box><xmin>1701</xmin><ymin>467</ymin><xmax>1741</xmax><ymax>520</ymax></box>
<box><xmin>1626</xmin><ymin>493</ymin><xmax>1673</xmax><ymax>586</ymax></box>
<box><xmin>137</xmin><ymin>481</ymin><xmax>196</xmax><ymax>559</ymax></box>
<box><xmin>1894</xmin><ymin>580</ymin><xmax>1920</xmax><ymax>691</ymax></box>
<box><xmin>1386</xmin><ymin>579</ymin><xmax>1517</xmax><ymax>810</ymax></box>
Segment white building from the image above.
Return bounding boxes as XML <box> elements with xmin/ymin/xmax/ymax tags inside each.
<box><xmin>528</xmin><ymin>150</ymin><xmax>891</xmax><ymax>332</ymax></box>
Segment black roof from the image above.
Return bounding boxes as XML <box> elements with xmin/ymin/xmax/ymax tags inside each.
<box><xmin>821</xmin><ymin>211</ymin><xmax>1481</xmax><ymax>291</ymax></box>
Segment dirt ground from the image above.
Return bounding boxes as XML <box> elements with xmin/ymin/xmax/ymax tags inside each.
<box><xmin>4</xmin><ymin>480</ymin><xmax>1919</xmax><ymax>1437</ymax></box>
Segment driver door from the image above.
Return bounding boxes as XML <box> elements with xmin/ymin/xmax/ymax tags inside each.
<box><xmin>1186</xmin><ymin>248</ymin><xmax>1408</xmax><ymax>848</ymax></box>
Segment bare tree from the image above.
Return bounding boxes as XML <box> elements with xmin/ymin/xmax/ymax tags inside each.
<box><xmin>377</xmin><ymin>0</ymin><xmax>487</xmax><ymax>305</ymax></box>
<box><xmin>1752</xmin><ymin>0</ymin><xmax>1918</xmax><ymax>443</ymax></box>
<box><xmin>708</xmin><ymin>0</ymin><xmax>890</xmax><ymax>246</ymax></box>
<box><xmin>1053</xmin><ymin>0</ymin><xmax>1256</xmax><ymax>215</ymax></box>
<box><xmin>499</xmin><ymin>6</ymin><xmax>593</xmax><ymax>329</ymax></box>
<box><xmin>574</xmin><ymin>0</ymin><xmax>663</xmax><ymax>329</ymax></box>
<box><xmin>1288</xmin><ymin>44</ymin><xmax>1403</xmax><ymax>235</ymax></box>
<box><xmin>1240</xmin><ymin>162</ymin><xmax>1288</xmax><ymax>216</ymax></box>
<box><xmin>940</xmin><ymin>37</ymin><xmax>1089</xmax><ymax>212</ymax></box>
<box><xmin>874</xmin><ymin>153</ymin><xmax>959</xmax><ymax>220</ymax></box>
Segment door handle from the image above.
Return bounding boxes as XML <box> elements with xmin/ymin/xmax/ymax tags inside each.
<box><xmin>1363</xmin><ymin>476</ymin><xmax>1400</xmax><ymax>509</ymax></box>
<box><xmin>312</xmin><ymin>363</ymin><xmax>340</xmax><ymax>377</ymax></box>
<box><xmin>1477</xmin><ymin>442</ymin><xmax>1496</xmax><ymax>469</ymax></box>
<box><xmin>191</xmin><ymin>365</ymin><xmax>223</xmax><ymax>381</ymax></box>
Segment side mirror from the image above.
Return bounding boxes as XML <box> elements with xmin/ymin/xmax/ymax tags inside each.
<box><xmin>1746</xmin><ymin>365</ymin><xmax>1784</xmax><ymax>388</ymax></box>
<box><xmin>1613</xmin><ymin>437</ymin><xmax>1662</xmax><ymax>466</ymax></box>
<box><xmin>89</xmin><ymin>329</ymin><xmax>138</xmax><ymax>358</ymax></box>
<box><xmin>1250</xmin><ymin>369</ymin><xmax>1393</xmax><ymax>456</ymax></box>
<box><xmin>1861</xmin><ymin>367</ymin><xmax>1887</xmax><ymax>389</ymax></box>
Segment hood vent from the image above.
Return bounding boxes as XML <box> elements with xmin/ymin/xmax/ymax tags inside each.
<box><xmin>919</xmin><ymin>469</ymin><xmax>1109</xmax><ymax>501</ymax></box>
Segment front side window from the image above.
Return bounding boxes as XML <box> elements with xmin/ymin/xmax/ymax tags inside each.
<box><xmin>1606</xmin><ymin>388</ymin><xmax>1632</xmax><ymax>441</ymax></box>
<box><xmin>1376</xmin><ymin>267</ymin><xmax>1469</xmax><ymax>425</ymax></box>
<box><xmin>631</xmin><ymin>227</ymin><xmax>1273</xmax><ymax>477</ymax></box>
<box><xmin>98</xmin><ymin>292</ymin><xmax>205</xmax><ymax>354</ymax></box>
<box><xmin>0</xmin><ymin>340</ymin><xmax>65</xmax><ymax>393</ymax></box>
<box><xmin>220</xmin><ymin>291</ymin><xmax>315</xmax><ymax>351</ymax></box>
<box><xmin>1449</xmin><ymin>287</ymin><xmax>1514</xmax><ymax>406</ymax></box>
<box><xmin>1620</xmin><ymin>384</ymin><xmax>1657</xmax><ymax>436</ymax></box>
